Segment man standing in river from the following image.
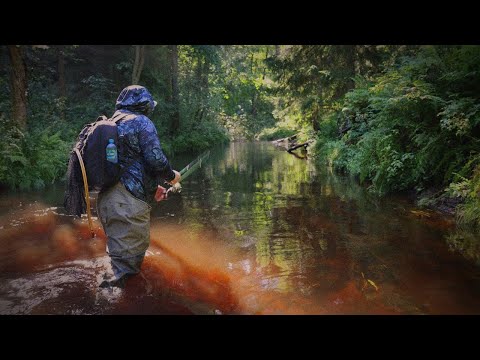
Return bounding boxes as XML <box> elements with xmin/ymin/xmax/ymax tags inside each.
<box><xmin>97</xmin><ymin>85</ymin><xmax>180</xmax><ymax>289</ymax></box>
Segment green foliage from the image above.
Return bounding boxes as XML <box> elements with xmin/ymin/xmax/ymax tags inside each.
<box><xmin>315</xmin><ymin>139</ymin><xmax>349</xmax><ymax>169</ymax></box>
<box><xmin>446</xmin><ymin>177</ymin><xmax>471</xmax><ymax>199</ymax></box>
<box><xmin>172</xmin><ymin>121</ymin><xmax>229</xmax><ymax>153</ymax></box>
<box><xmin>302</xmin><ymin>46</ymin><xmax>480</xmax><ymax>200</ymax></box>
<box><xmin>445</xmin><ymin>230</ymin><xmax>480</xmax><ymax>264</ymax></box>
<box><xmin>1</xmin><ymin>45</ymin><xmax>284</xmax><ymax>191</ymax></box>
<box><xmin>257</xmin><ymin>126</ymin><xmax>297</xmax><ymax>141</ymax></box>
<box><xmin>438</xmin><ymin>97</ymin><xmax>480</xmax><ymax>136</ymax></box>
<box><xmin>454</xmin><ymin>165</ymin><xmax>480</xmax><ymax>230</ymax></box>
<box><xmin>210</xmin><ymin>46</ymin><xmax>277</xmax><ymax>139</ymax></box>
<box><xmin>0</xmin><ymin>115</ymin><xmax>69</xmax><ymax>190</ymax></box>
<box><xmin>311</xmin><ymin>113</ymin><xmax>350</xmax><ymax>168</ymax></box>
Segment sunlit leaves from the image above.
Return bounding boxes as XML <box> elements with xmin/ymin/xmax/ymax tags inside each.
<box><xmin>438</xmin><ymin>97</ymin><xmax>480</xmax><ymax>136</ymax></box>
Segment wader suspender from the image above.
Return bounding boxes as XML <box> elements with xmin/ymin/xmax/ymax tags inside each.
<box><xmin>74</xmin><ymin>148</ymin><xmax>95</xmax><ymax>238</ymax></box>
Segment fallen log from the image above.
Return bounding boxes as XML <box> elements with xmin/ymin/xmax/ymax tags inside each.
<box><xmin>288</xmin><ymin>151</ymin><xmax>307</xmax><ymax>160</ymax></box>
<box><xmin>272</xmin><ymin>133</ymin><xmax>298</xmax><ymax>145</ymax></box>
<box><xmin>287</xmin><ymin>140</ymin><xmax>312</xmax><ymax>153</ymax></box>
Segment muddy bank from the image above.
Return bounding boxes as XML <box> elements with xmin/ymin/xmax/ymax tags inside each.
<box><xmin>413</xmin><ymin>187</ymin><xmax>463</xmax><ymax>217</ymax></box>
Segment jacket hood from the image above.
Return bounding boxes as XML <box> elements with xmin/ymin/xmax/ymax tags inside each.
<box><xmin>115</xmin><ymin>85</ymin><xmax>157</xmax><ymax>115</ymax></box>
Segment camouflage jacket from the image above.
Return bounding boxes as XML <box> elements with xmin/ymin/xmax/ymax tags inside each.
<box><xmin>113</xmin><ymin>85</ymin><xmax>174</xmax><ymax>203</ymax></box>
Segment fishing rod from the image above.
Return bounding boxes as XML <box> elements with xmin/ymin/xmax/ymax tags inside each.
<box><xmin>179</xmin><ymin>150</ymin><xmax>210</xmax><ymax>181</ymax></box>
<box><xmin>155</xmin><ymin>150</ymin><xmax>210</xmax><ymax>201</ymax></box>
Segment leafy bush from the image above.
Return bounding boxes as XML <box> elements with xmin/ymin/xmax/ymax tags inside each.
<box><xmin>438</xmin><ymin>97</ymin><xmax>480</xmax><ymax>136</ymax></box>
<box><xmin>172</xmin><ymin>121</ymin><xmax>229</xmax><ymax>154</ymax></box>
<box><xmin>257</xmin><ymin>126</ymin><xmax>297</xmax><ymax>141</ymax></box>
<box><xmin>454</xmin><ymin>165</ymin><xmax>480</xmax><ymax>230</ymax></box>
<box><xmin>312</xmin><ymin>47</ymin><xmax>480</xmax><ymax>200</ymax></box>
<box><xmin>0</xmin><ymin>116</ymin><xmax>69</xmax><ymax>190</ymax></box>
<box><xmin>445</xmin><ymin>230</ymin><xmax>480</xmax><ymax>264</ymax></box>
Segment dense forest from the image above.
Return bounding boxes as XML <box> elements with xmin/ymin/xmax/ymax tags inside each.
<box><xmin>1</xmin><ymin>45</ymin><xmax>480</xmax><ymax>232</ymax></box>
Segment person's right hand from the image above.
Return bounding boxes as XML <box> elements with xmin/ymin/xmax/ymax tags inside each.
<box><xmin>168</xmin><ymin>170</ymin><xmax>181</xmax><ymax>185</ymax></box>
<box><xmin>155</xmin><ymin>185</ymin><xmax>167</xmax><ymax>202</ymax></box>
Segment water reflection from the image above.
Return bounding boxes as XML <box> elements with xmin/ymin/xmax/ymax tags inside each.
<box><xmin>162</xmin><ymin>142</ymin><xmax>480</xmax><ymax>314</ymax></box>
<box><xmin>1</xmin><ymin>142</ymin><xmax>480</xmax><ymax>314</ymax></box>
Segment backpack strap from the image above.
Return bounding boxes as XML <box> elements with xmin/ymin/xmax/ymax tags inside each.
<box><xmin>111</xmin><ymin>112</ymin><xmax>132</xmax><ymax>123</ymax></box>
<box><xmin>110</xmin><ymin>112</ymin><xmax>137</xmax><ymax>183</ymax></box>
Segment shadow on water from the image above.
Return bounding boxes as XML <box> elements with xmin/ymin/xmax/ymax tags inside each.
<box><xmin>1</xmin><ymin>141</ymin><xmax>480</xmax><ymax>314</ymax></box>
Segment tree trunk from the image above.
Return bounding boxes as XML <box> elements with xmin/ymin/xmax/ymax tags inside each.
<box><xmin>251</xmin><ymin>93</ymin><xmax>257</xmax><ymax>118</ymax></box>
<box><xmin>57</xmin><ymin>45</ymin><xmax>66</xmax><ymax>120</ymax></box>
<box><xmin>312</xmin><ymin>106</ymin><xmax>320</xmax><ymax>132</ymax></box>
<box><xmin>275</xmin><ymin>45</ymin><xmax>280</xmax><ymax>58</ymax></box>
<box><xmin>169</xmin><ymin>45</ymin><xmax>180</xmax><ymax>133</ymax></box>
<box><xmin>8</xmin><ymin>45</ymin><xmax>28</xmax><ymax>130</ymax></box>
<box><xmin>57</xmin><ymin>46</ymin><xmax>66</xmax><ymax>98</ymax></box>
<box><xmin>344</xmin><ymin>45</ymin><xmax>356</xmax><ymax>91</ymax></box>
<box><xmin>333</xmin><ymin>45</ymin><xmax>356</xmax><ymax>99</ymax></box>
<box><xmin>194</xmin><ymin>57</ymin><xmax>209</xmax><ymax>123</ymax></box>
<box><xmin>200</xmin><ymin>59</ymin><xmax>210</xmax><ymax>122</ymax></box>
<box><xmin>287</xmin><ymin>141</ymin><xmax>311</xmax><ymax>153</ymax></box>
<box><xmin>194</xmin><ymin>58</ymin><xmax>203</xmax><ymax>122</ymax></box>
<box><xmin>262</xmin><ymin>47</ymin><xmax>269</xmax><ymax>80</ymax></box>
<box><xmin>132</xmin><ymin>45</ymin><xmax>145</xmax><ymax>84</ymax></box>
<box><xmin>202</xmin><ymin>59</ymin><xmax>209</xmax><ymax>93</ymax></box>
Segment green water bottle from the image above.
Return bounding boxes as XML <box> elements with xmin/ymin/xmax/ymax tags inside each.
<box><xmin>106</xmin><ymin>138</ymin><xmax>118</xmax><ymax>164</ymax></box>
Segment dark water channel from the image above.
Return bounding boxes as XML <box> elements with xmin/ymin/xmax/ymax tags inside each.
<box><xmin>1</xmin><ymin>142</ymin><xmax>480</xmax><ymax>314</ymax></box>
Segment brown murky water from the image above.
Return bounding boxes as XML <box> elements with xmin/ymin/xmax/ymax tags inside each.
<box><xmin>1</xmin><ymin>142</ymin><xmax>480</xmax><ymax>314</ymax></box>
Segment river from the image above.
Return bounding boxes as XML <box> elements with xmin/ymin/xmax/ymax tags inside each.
<box><xmin>1</xmin><ymin>141</ymin><xmax>479</xmax><ymax>314</ymax></box>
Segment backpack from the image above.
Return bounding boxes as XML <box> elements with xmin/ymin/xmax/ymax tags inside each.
<box><xmin>64</xmin><ymin>112</ymin><xmax>133</xmax><ymax>217</ymax></box>
<box><xmin>74</xmin><ymin>112</ymin><xmax>130</xmax><ymax>192</ymax></box>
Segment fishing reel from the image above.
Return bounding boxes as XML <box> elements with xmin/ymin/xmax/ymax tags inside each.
<box><xmin>167</xmin><ymin>182</ymin><xmax>182</xmax><ymax>194</ymax></box>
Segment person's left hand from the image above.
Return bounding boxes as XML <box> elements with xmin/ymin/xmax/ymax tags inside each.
<box><xmin>168</xmin><ymin>170</ymin><xmax>181</xmax><ymax>185</ymax></box>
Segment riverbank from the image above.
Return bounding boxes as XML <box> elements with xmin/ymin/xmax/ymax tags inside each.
<box><xmin>271</xmin><ymin>134</ymin><xmax>461</xmax><ymax>222</ymax></box>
